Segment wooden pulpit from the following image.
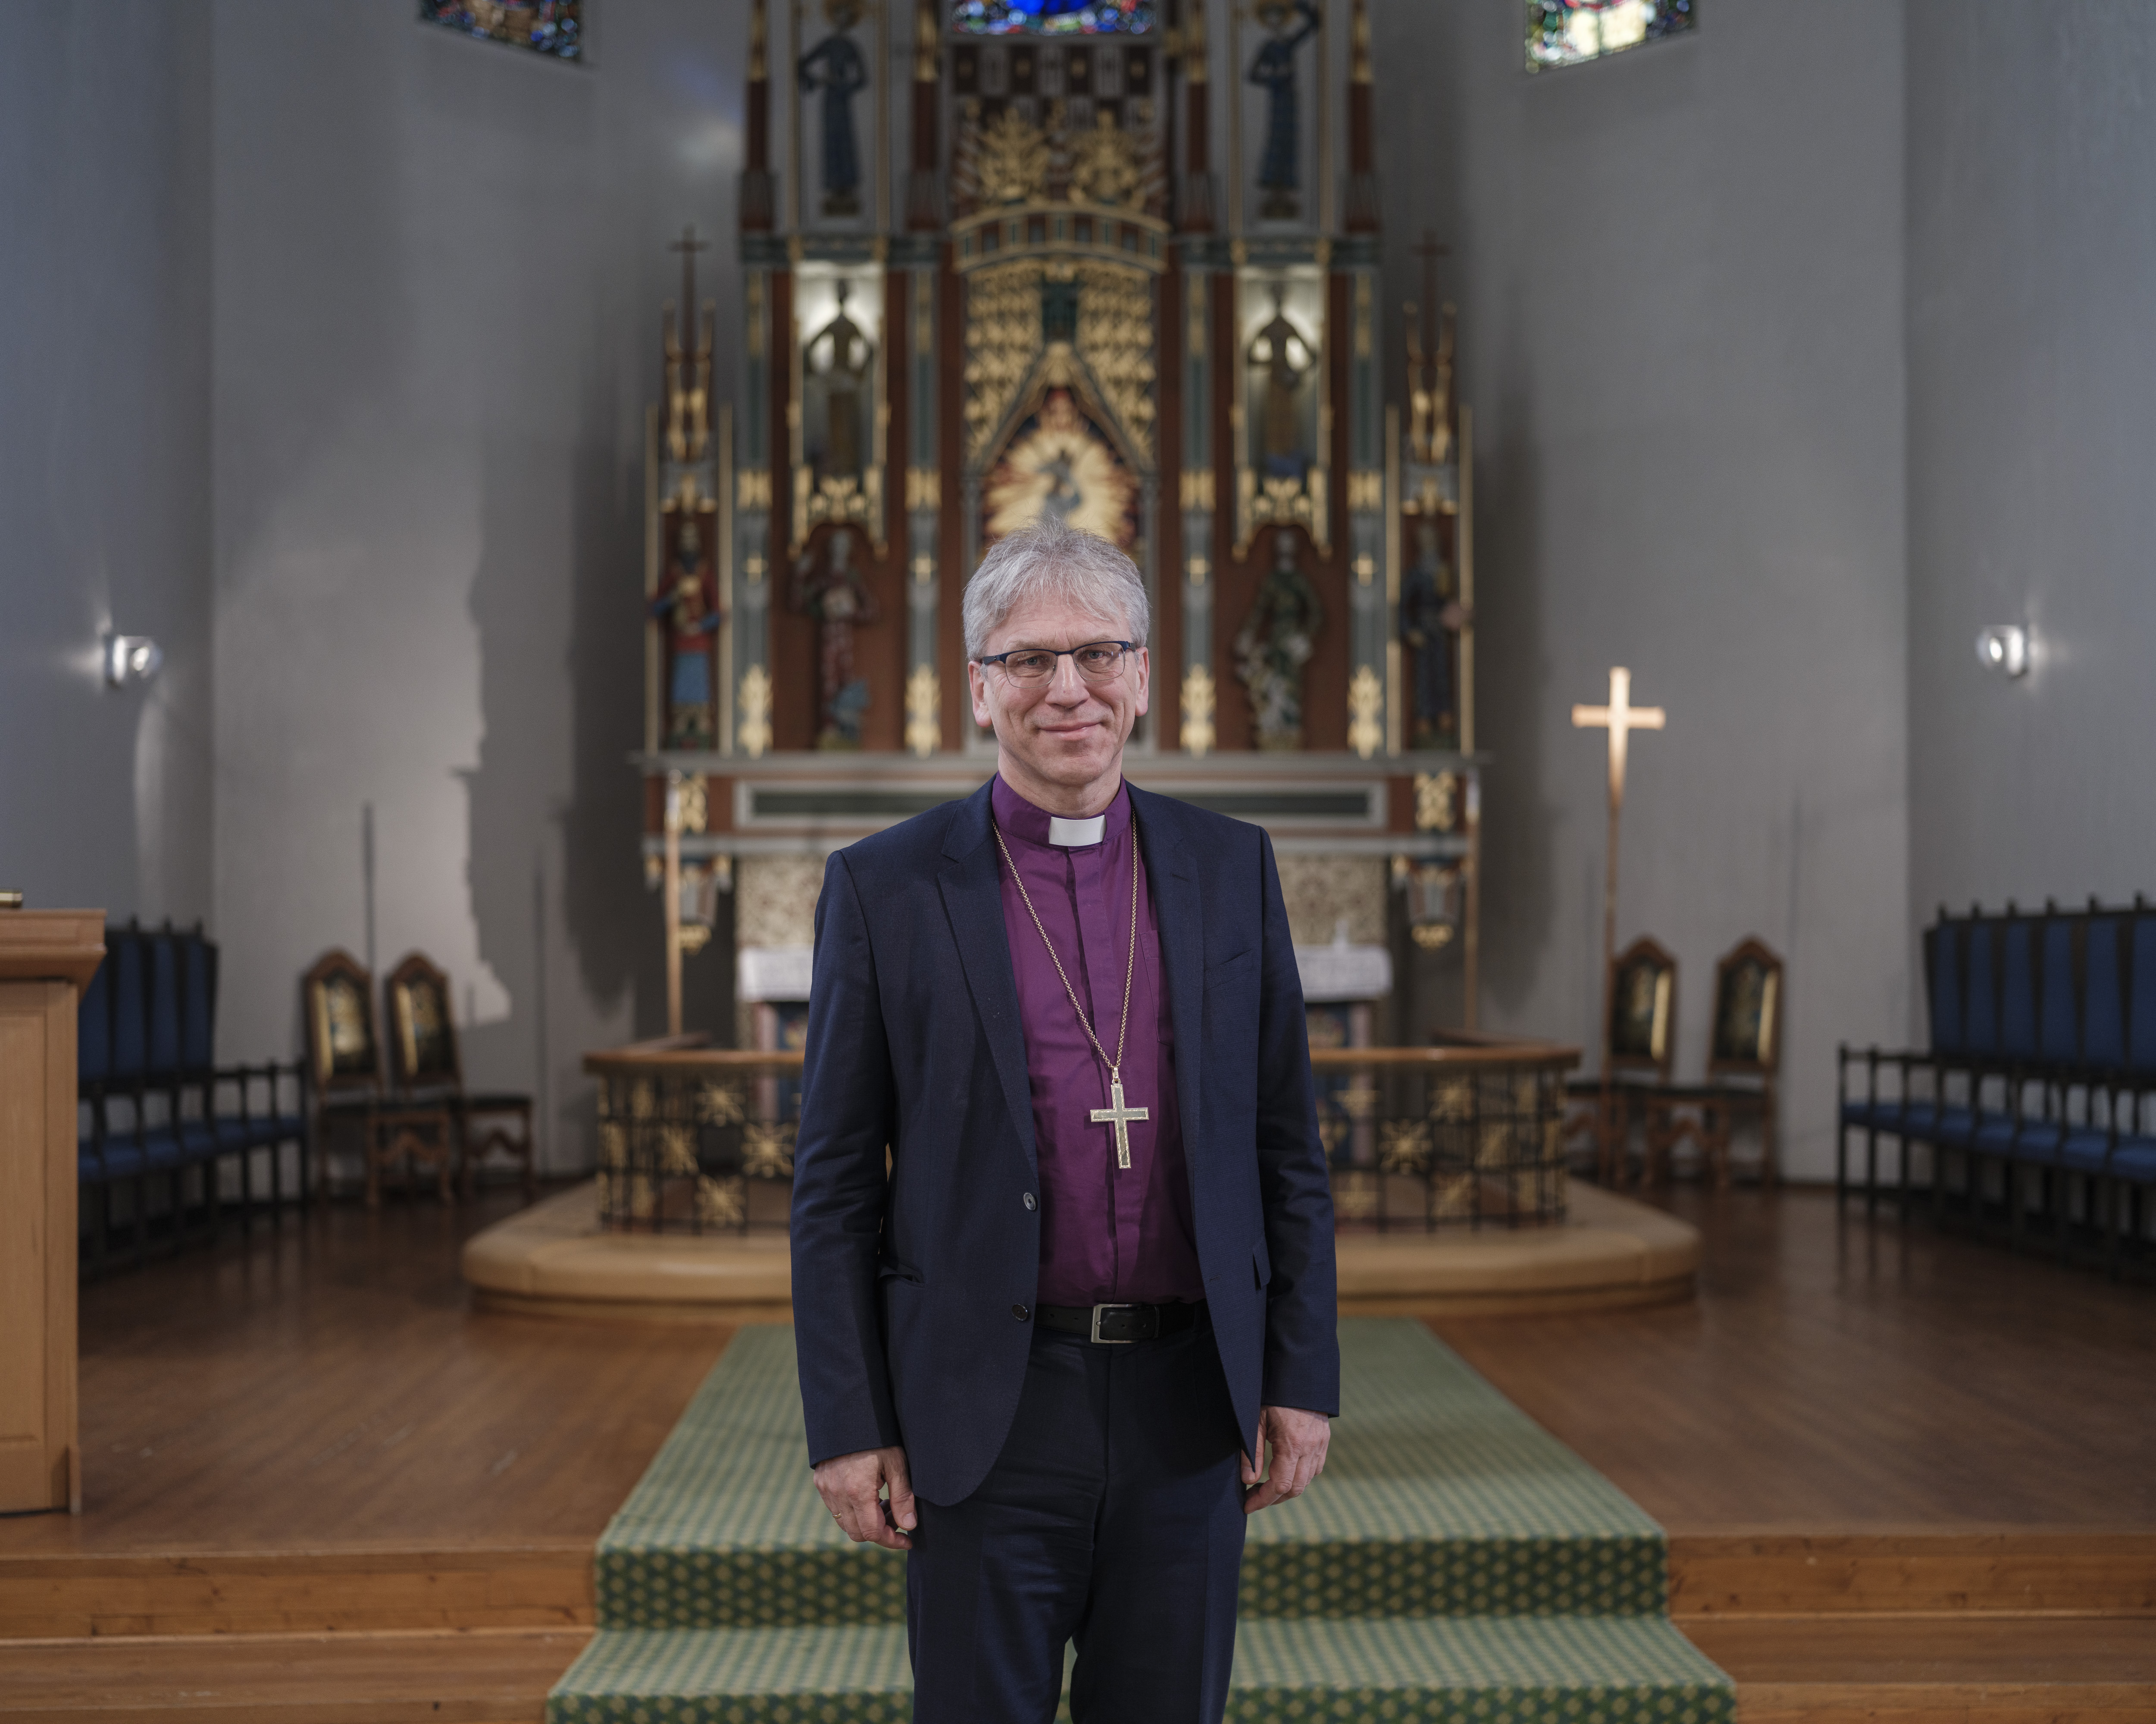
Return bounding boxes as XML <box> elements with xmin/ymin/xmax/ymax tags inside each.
<box><xmin>0</xmin><ymin>908</ymin><xmax>101</xmax><ymax>1514</ymax></box>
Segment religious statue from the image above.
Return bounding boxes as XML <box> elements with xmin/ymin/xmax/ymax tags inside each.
<box><xmin>798</xmin><ymin>0</ymin><xmax>867</xmax><ymax>218</ymax></box>
<box><xmin>981</xmin><ymin>390</ymin><xmax>1140</xmax><ymax>549</ymax></box>
<box><xmin>791</xmin><ymin>527</ymin><xmax>879</xmax><ymax>749</ymax></box>
<box><xmin>1400</xmin><ymin>520</ymin><xmax>1469</xmax><ymax>748</ymax></box>
<box><xmin>1246</xmin><ymin>285</ymin><xmax>1314</xmax><ymax>480</ymax></box>
<box><xmin>805</xmin><ymin>280</ymin><xmax>873</xmax><ymax>481</ymax></box>
<box><xmin>1248</xmin><ymin>0</ymin><xmax>1320</xmax><ymax>220</ymax></box>
<box><xmin>649</xmin><ymin>519</ymin><xmax>720</xmax><ymax>749</ymax></box>
<box><xmin>1234</xmin><ymin>530</ymin><xmax>1325</xmax><ymax>751</ymax></box>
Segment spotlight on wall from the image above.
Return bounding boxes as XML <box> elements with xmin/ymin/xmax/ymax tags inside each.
<box><xmin>1975</xmin><ymin>624</ymin><xmax>2028</xmax><ymax>679</ymax></box>
<box><xmin>104</xmin><ymin>634</ymin><xmax>163</xmax><ymax>688</ymax></box>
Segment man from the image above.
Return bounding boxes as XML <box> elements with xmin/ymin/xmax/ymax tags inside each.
<box><xmin>792</xmin><ymin>512</ymin><xmax>1338</xmax><ymax>1724</ymax></box>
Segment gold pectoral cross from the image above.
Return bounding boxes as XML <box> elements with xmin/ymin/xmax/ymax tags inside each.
<box><xmin>1091</xmin><ymin>1077</ymin><xmax>1150</xmax><ymax>1172</ymax></box>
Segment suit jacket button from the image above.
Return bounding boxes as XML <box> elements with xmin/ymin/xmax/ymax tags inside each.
<box><xmin>1022</xmin><ymin>1191</ymin><xmax>1037</xmax><ymax>1211</ymax></box>
<box><xmin>1012</xmin><ymin>1304</ymin><xmax>1030</xmax><ymax>1321</ymax></box>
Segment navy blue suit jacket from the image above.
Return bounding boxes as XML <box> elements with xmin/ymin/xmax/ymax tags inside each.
<box><xmin>791</xmin><ymin>778</ymin><xmax>1339</xmax><ymax>1507</ymax></box>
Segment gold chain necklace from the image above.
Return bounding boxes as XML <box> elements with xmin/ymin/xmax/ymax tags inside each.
<box><xmin>993</xmin><ymin>821</ymin><xmax>1151</xmax><ymax>1170</ymax></box>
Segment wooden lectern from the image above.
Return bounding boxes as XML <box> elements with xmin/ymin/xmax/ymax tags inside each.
<box><xmin>0</xmin><ymin>907</ymin><xmax>102</xmax><ymax>1514</ymax></box>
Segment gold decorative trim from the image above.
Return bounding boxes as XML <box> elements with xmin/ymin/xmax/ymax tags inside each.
<box><xmin>906</xmin><ymin>465</ymin><xmax>940</xmax><ymax>510</ymax></box>
<box><xmin>737</xmin><ymin>665</ymin><xmax>773</xmax><ymax>758</ymax></box>
<box><xmin>1347</xmin><ymin>665</ymin><xmax>1383</xmax><ymax>761</ymax></box>
<box><xmin>977</xmin><ymin>104</ymin><xmax>1051</xmax><ymax>206</ymax></box>
<box><xmin>1238</xmin><ymin>465</ymin><xmax>1329</xmax><ymax>556</ymax></box>
<box><xmin>1180</xmin><ymin>469</ymin><xmax>1215</xmax><ymax>511</ymax></box>
<box><xmin>1075</xmin><ymin>262</ymin><xmax>1156</xmax><ymax>467</ymax></box>
<box><xmin>1180</xmin><ymin>664</ymin><xmax>1217</xmax><ymax>758</ymax></box>
<box><xmin>962</xmin><ymin>259</ymin><xmax>1043</xmax><ymax>462</ymax></box>
<box><xmin>1186</xmin><ymin>553</ymin><xmax>1210</xmax><ymax>585</ymax></box>
<box><xmin>1346</xmin><ymin>470</ymin><xmax>1383</xmax><ymax>512</ymax></box>
<box><xmin>1414</xmin><ymin>771</ymin><xmax>1458</xmax><ymax>834</ymax></box>
<box><xmin>904</xmin><ymin>665</ymin><xmax>940</xmax><ymax>758</ymax></box>
<box><xmin>678</xmin><ymin>774</ymin><xmax>710</xmax><ymax>834</ymax></box>
<box><xmin>737</xmin><ymin>468</ymin><xmax>773</xmax><ymax>511</ymax></box>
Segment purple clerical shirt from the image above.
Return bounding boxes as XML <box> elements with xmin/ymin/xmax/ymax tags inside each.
<box><xmin>991</xmin><ymin>775</ymin><xmax>1205</xmax><ymax>1307</ymax></box>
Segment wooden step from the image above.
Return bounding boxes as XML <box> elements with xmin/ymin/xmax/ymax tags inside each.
<box><xmin>1669</xmin><ymin>1531</ymin><xmax>2156</xmax><ymax>1618</ymax></box>
<box><xmin>1685</xmin><ymin>1614</ymin><xmax>2156</xmax><ymax>1721</ymax></box>
<box><xmin>0</xmin><ymin>1545</ymin><xmax>592</xmax><ymax>1640</ymax></box>
<box><xmin>0</xmin><ymin>1628</ymin><xmax>586</xmax><ymax>1724</ymax></box>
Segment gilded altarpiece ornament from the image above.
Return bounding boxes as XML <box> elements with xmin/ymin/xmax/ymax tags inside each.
<box><xmin>1233</xmin><ymin>271</ymin><xmax>1328</xmax><ymax>555</ymax></box>
<box><xmin>792</xmin><ymin>270</ymin><xmax>888</xmax><ymax>553</ymax></box>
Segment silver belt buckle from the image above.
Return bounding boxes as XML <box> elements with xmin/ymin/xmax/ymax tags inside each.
<box><xmin>1089</xmin><ymin>1302</ymin><xmax>1138</xmax><ymax>1345</ymax></box>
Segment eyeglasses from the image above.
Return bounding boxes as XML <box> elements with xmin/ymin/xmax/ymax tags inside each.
<box><xmin>975</xmin><ymin>640</ymin><xmax>1137</xmax><ymax>684</ymax></box>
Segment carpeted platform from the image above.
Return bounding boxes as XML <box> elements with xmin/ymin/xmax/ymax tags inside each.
<box><xmin>549</xmin><ymin>1320</ymin><xmax>1732</xmax><ymax>1722</ymax></box>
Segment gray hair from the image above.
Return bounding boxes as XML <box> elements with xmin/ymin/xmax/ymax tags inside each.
<box><xmin>963</xmin><ymin>513</ymin><xmax>1150</xmax><ymax>659</ymax></box>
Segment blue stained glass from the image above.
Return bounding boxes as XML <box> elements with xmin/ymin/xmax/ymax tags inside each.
<box><xmin>950</xmin><ymin>0</ymin><xmax>1156</xmax><ymax>38</ymax></box>
<box><xmin>1525</xmin><ymin>0</ymin><xmax>1693</xmax><ymax>72</ymax></box>
<box><xmin>420</xmin><ymin>0</ymin><xmax>582</xmax><ymax>62</ymax></box>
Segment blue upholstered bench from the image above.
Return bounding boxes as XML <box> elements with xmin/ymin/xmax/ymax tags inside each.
<box><xmin>1837</xmin><ymin>899</ymin><xmax>2156</xmax><ymax>1270</ymax></box>
<box><xmin>77</xmin><ymin>921</ymin><xmax>310</xmax><ymax>1275</ymax></box>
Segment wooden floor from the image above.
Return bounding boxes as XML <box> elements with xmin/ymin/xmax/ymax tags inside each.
<box><xmin>1439</xmin><ymin>1184</ymin><xmax>2156</xmax><ymax>1533</ymax></box>
<box><xmin>2</xmin><ymin>1181</ymin><xmax>2154</xmax><ymax>1719</ymax></box>
<box><xmin>3</xmin><ymin>1187</ymin><xmax>728</xmax><ymax>1555</ymax></box>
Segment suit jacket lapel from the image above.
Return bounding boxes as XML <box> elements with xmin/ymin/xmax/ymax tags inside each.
<box><xmin>1131</xmin><ymin>786</ymin><xmax>1205</xmax><ymax>1165</ymax></box>
<box><xmin>939</xmin><ymin>781</ymin><xmax>1038</xmax><ymax>1177</ymax></box>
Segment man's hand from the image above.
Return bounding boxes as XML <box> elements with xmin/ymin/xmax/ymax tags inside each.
<box><xmin>1241</xmin><ymin>1405</ymin><xmax>1331</xmax><ymax>1514</ymax></box>
<box><xmin>813</xmin><ymin>1445</ymin><xmax>917</xmax><ymax>1550</ymax></box>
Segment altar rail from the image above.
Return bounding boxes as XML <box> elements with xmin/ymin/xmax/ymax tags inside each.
<box><xmin>584</xmin><ymin>1032</ymin><xmax>1577</xmax><ymax>1236</ymax></box>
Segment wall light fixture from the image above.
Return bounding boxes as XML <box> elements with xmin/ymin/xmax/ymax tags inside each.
<box><xmin>1975</xmin><ymin>624</ymin><xmax>2028</xmax><ymax>679</ymax></box>
<box><xmin>104</xmin><ymin>634</ymin><xmax>163</xmax><ymax>688</ymax></box>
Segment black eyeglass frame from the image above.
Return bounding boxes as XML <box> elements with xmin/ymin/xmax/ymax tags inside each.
<box><xmin>973</xmin><ymin>639</ymin><xmax>1141</xmax><ymax>682</ymax></box>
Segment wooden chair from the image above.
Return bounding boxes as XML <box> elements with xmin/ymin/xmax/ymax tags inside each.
<box><xmin>1647</xmin><ymin>937</ymin><xmax>1784</xmax><ymax>1188</ymax></box>
<box><xmin>1565</xmin><ymin>936</ymin><xmax>1677</xmax><ymax>1186</ymax></box>
<box><xmin>382</xmin><ymin>951</ymin><xmax>535</xmax><ymax>1201</ymax></box>
<box><xmin>302</xmin><ymin>950</ymin><xmax>456</xmax><ymax>1207</ymax></box>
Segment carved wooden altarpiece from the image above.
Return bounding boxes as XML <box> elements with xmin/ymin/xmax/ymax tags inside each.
<box><xmin>635</xmin><ymin>0</ymin><xmax>1486</xmax><ymax>1043</ymax></box>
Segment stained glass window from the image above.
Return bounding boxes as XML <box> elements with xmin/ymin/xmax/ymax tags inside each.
<box><xmin>1525</xmin><ymin>0</ymin><xmax>1693</xmax><ymax>72</ymax></box>
<box><xmin>950</xmin><ymin>0</ymin><xmax>1155</xmax><ymax>38</ymax></box>
<box><xmin>420</xmin><ymin>0</ymin><xmax>582</xmax><ymax>61</ymax></box>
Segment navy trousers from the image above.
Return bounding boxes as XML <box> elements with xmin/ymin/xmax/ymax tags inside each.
<box><xmin>905</xmin><ymin>1316</ymin><xmax>1248</xmax><ymax>1724</ymax></box>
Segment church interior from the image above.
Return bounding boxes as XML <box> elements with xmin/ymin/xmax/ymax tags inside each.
<box><xmin>5</xmin><ymin>0</ymin><xmax>2156</xmax><ymax>1716</ymax></box>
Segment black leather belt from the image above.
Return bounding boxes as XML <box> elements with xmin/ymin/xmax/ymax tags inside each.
<box><xmin>1036</xmin><ymin>1301</ymin><xmax>1208</xmax><ymax>1345</ymax></box>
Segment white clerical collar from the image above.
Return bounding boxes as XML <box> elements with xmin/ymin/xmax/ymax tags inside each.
<box><xmin>1048</xmin><ymin>815</ymin><xmax>1106</xmax><ymax>847</ymax></box>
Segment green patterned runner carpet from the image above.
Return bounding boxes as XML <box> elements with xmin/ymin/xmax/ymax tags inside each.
<box><xmin>550</xmin><ymin>1319</ymin><xmax>1731</xmax><ymax>1722</ymax></box>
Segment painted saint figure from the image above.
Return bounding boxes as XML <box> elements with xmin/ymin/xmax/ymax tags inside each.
<box><xmin>798</xmin><ymin>1</ymin><xmax>868</xmax><ymax>218</ymax></box>
<box><xmin>1249</xmin><ymin>0</ymin><xmax>1320</xmax><ymax>220</ymax></box>
<box><xmin>651</xmin><ymin>518</ymin><xmax>721</xmax><ymax>749</ymax></box>
<box><xmin>1246</xmin><ymin>284</ymin><xmax>1314</xmax><ymax>480</ymax></box>
<box><xmin>806</xmin><ymin>280</ymin><xmax>873</xmax><ymax>480</ymax></box>
<box><xmin>792</xmin><ymin>527</ymin><xmax>879</xmax><ymax>749</ymax></box>
<box><xmin>1235</xmin><ymin>529</ymin><xmax>1325</xmax><ymax>750</ymax></box>
<box><xmin>1400</xmin><ymin>520</ymin><xmax>1469</xmax><ymax>748</ymax></box>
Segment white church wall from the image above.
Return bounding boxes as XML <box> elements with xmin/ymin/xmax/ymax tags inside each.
<box><xmin>1906</xmin><ymin>3</ymin><xmax>2156</xmax><ymax>966</ymax></box>
<box><xmin>211</xmin><ymin>0</ymin><xmax>748</xmax><ymax>1168</ymax></box>
<box><xmin>1380</xmin><ymin>0</ymin><xmax>1912</xmax><ymax>1181</ymax></box>
<box><xmin>0</xmin><ymin>8</ymin><xmax>214</xmax><ymax>929</ymax></box>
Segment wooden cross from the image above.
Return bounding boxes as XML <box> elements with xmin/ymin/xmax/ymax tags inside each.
<box><xmin>1090</xmin><ymin>1077</ymin><xmax>1149</xmax><ymax>1172</ymax></box>
<box><xmin>1572</xmin><ymin>666</ymin><xmax>1665</xmax><ymax>812</ymax></box>
<box><xmin>1572</xmin><ymin>668</ymin><xmax>1666</xmax><ymax>1176</ymax></box>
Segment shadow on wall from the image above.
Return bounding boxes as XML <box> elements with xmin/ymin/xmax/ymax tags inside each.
<box><xmin>1472</xmin><ymin>335</ymin><xmax>1555</xmax><ymax>1030</ymax></box>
